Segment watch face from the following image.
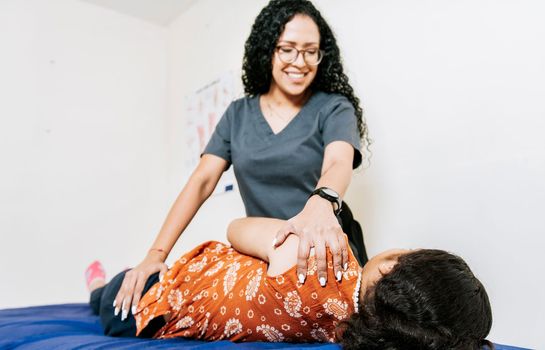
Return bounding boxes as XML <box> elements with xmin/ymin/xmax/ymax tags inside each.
<box><xmin>322</xmin><ymin>188</ymin><xmax>338</xmax><ymax>198</ymax></box>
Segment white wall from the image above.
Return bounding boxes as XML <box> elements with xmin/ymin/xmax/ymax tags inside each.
<box><xmin>331</xmin><ymin>1</ymin><xmax>545</xmax><ymax>348</ymax></box>
<box><xmin>0</xmin><ymin>0</ymin><xmax>168</xmax><ymax>307</ymax></box>
<box><xmin>166</xmin><ymin>0</ymin><xmax>545</xmax><ymax>348</ymax></box>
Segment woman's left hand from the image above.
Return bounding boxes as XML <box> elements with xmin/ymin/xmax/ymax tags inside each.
<box><xmin>273</xmin><ymin>195</ymin><xmax>349</xmax><ymax>286</ymax></box>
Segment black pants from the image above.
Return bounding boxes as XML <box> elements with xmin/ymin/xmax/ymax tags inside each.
<box><xmin>90</xmin><ymin>270</ymin><xmax>165</xmax><ymax>337</ymax></box>
<box><xmin>337</xmin><ymin>202</ymin><xmax>368</xmax><ymax>266</ymax></box>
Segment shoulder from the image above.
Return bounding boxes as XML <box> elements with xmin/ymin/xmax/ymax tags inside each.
<box><xmin>267</xmin><ymin>234</ymin><xmax>299</xmax><ymax>277</ymax></box>
<box><xmin>217</xmin><ymin>95</ymin><xmax>257</xmax><ymax>128</ymax></box>
<box><xmin>312</xmin><ymin>91</ymin><xmax>353</xmax><ymax>112</ymax></box>
<box><xmin>310</xmin><ymin>92</ymin><xmax>357</xmax><ymax>131</ymax></box>
<box><xmin>311</xmin><ymin>92</ymin><xmax>355</xmax><ymax>126</ymax></box>
<box><xmin>228</xmin><ymin>95</ymin><xmax>257</xmax><ymax>114</ymax></box>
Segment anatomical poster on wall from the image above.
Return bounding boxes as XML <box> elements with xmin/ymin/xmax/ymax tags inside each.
<box><xmin>184</xmin><ymin>70</ymin><xmax>242</xmax><ymax>195</ymax></box>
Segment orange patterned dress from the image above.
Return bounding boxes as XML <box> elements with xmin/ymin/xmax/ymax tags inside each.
<box><xmin>135</xmin><ymin>241</ymin><xmax>362</xmax><ymax>342</ymax></box>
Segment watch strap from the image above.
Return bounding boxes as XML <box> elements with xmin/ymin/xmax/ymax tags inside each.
<box><xmin>310</xmin><ymin>187</ymin><xmax>342</xmax><ymax>215</ymax></box>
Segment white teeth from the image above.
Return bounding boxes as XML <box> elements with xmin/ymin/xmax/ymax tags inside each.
<box><xmin>287</xmin><ymin>72</ymin><xmax>305</xmax><ymax>78</ymax></box>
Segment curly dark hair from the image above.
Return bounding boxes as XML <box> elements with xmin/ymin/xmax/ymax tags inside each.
<box><xmin>242</xmin><ymin>0</ymin><xmax>370</xmax><ymax>152</ymax></box>
<box><xmin>339</xmin><ymin>249</ymin><xmax>493</xmax><ymax>350</ymax></box>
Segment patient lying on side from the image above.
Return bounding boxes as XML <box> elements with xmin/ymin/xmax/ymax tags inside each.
<box><xmin>86</xmin><ymin>218</ymin><xmax>493</xmax><ymax>349</ymax></box>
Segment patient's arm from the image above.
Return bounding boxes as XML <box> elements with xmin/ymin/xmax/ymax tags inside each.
<box><xmin>227</xmin><ymin>217</ymin><xmax>299</xmax><ymax>276</ymax></box>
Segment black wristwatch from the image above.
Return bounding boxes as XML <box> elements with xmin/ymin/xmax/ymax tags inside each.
<box><xmin>310</xmin><ymin>187</ymin><xmax>342</xmax><ymax>215</ymax></box>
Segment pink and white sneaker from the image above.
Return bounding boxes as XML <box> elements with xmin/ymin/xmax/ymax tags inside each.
<box><xmin>85</xmin><ymin>260</ymin><xmax>106</xmax><ymax>291</ymax></box>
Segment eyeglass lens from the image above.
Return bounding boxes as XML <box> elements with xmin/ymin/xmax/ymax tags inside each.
<box><xmin>277</xmin><ymin>46</ymin><xmax>322</xmax><ymax>65</ymax></box>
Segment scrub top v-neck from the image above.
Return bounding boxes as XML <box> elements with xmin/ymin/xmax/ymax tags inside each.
<box><xmin>203</xmin><ymin>91</ymin><xmax>362</xmax><ymax>220</ymax></box>
<box><xmin>255</xmin><ymin>94</ymin><xmax>311</xmax><ymax>136</ymax></box>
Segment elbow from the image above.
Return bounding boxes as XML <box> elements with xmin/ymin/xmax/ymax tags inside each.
<box><xmin>196</xmin><ymin>176</ymin><xmax>216</xmax><ymax>200</ymax></box>
<box><xmin>226</xmin><ymin>218</ymin><xmax>242</xmax><ymax>244</ymax></box>
<box><xmin>189</xmin><ymin>170</ymin><xmax>218</xmax><ymax>202</ymax></box>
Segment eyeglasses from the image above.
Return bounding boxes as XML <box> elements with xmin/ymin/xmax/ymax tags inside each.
<box><xmin>275</xmin><ymin>45</ymin><xmax>324</xmax><ymax>66</ymax></box>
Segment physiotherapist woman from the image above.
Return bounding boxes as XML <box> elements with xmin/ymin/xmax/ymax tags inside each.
<box><xmin>114</xmin><ymin>0</ymin><xmax>371</xmax><ymax>319</ymax></box>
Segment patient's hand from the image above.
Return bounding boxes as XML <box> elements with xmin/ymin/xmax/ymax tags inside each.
<box><xmin>273</xmin><ymin>195</ymin><xmax>348</xmax><ymax>286</ymax></box>
<box><xmin>113</xmin><ymin>252</ymin><xmax>168</xmax><ymax>321</ymax></box>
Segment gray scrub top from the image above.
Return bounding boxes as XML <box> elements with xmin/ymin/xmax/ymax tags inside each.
<box><xmin>203</xmin><ymin>91</ymin><xmax>362</xmax><ymax>220</ymax></box>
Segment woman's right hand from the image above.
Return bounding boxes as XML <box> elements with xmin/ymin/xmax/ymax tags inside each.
<box><xmin>113</xmin><ymin>251</ymin><xmax>168</xmax><ymax>321</ymax></box>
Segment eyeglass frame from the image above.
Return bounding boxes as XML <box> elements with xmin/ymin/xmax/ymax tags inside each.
<box><xmin>274</xmin><ymin>45</ymin><xmax>325</xmax><ymax>66</ymax></box>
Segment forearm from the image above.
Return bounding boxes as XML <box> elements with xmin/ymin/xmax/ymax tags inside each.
<box><xmin>148</xmin><ymin>156</ymin><xmax>226</xmax><ymax>262</ymax></box>
<box><xmin>147</xmin><ymin>177</ymin><xmax>213</xmax><ymax>261</ymax></box>
<box><xmin>316</xmin><ymin>161</ymin><xmax>352</xmax><ymax>196</ymax></box>
<box><xmin>307</xmin><ymin>157</ymin><xmax>352</xmax><ymax>214</ymax></box>
<box><xmin>313</xmin><ymin>140</ymin><xmax>354</xmax><ymax>202</ymax></box>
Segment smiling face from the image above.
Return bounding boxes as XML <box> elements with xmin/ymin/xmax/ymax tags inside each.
<box><xmin>269</xmin><ymin>14</ymin><xmax>320</xmax><ymax>99</ymax></box>
<box><xmin>359</xmin><ymin>249</ymin><xmax>410</xmax><ymax>303</ymax></box>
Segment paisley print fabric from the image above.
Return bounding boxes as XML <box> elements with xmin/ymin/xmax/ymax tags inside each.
<box><xmin>135</xmin><ymin>241</ymin><xmax>362</xmax><ymax>342</ymax></box>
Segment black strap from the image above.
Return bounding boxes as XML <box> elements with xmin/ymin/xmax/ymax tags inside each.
<box><xmin>336</xmin><ymin>202</ymin><xmax>368</xmax><ymax>266</ymax></box>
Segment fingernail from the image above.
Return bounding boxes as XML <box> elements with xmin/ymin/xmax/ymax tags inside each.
<box><xmin>272</xmin><ymin>238</ymin><xmax>277</xmax><ymax>247</ymax></box>
<box><xmin>343</xmin><ymin>263</ymin><xmax>348</xmax><ymax>271</ymax></box>
<box><xmin>112</xmin><ymin>300</ymin><xmax>116</xmax><ymax>308</ymax></box>
<box><xmin>336</xmin><ymin>271</ymin><xmax>342</xmax><ymax>281</ymax></box>
<box><xmin>121</xmin><ymin>309</ymin><xmax>128</xmax><ymax>321</ymax></box>
<box><xmin>159</xmin><ymin>274</ymin><xmax>163</xmax><ymax>282</ymax></box>
<box><xmin>131</xmin><ymin>305</ymin><xmax>137</xmax><ymax>315</ymax></box>
<box><xmin>114</xmin><ymin>307</ymin><xmax>120</xmax><ymax>316</ymax></box>
<box><xmin>298</xmin><ymin>273</ymin><xmax>305</xmax><ymax>284</ymax></box>
<box><xmin>319</xmin><ymin>277</ymin><xmax>326</xmax><ymax>287</ymax></box>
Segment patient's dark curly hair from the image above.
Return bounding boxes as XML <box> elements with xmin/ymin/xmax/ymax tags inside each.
<box><xmin>242</xmin><ymin>0</ymin><xmax>370</xmax><ymax>152</ymax></box>
<box><xmin>339</xmin><ymin>249</ymin><xmax>493</xmax><ymax>350</ymax></box>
